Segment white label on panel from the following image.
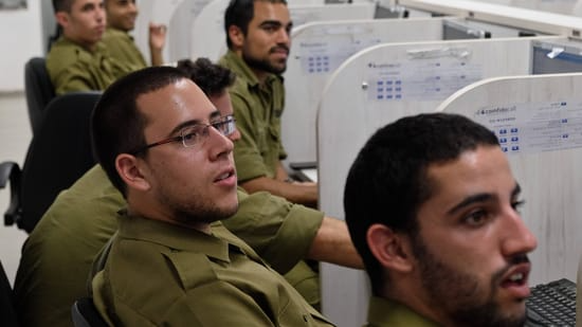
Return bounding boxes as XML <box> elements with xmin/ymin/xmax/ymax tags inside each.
<box><xmin>473</xmin><ymin>99</ymin><xmax>582</xmax><ymax>155</ymax></box>
<box><xmin>365</xmin><ymin>58</ymin><xmax>483</xmax><ymax>102</ymax></box>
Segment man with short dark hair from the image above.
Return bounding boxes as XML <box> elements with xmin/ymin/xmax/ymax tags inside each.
<box><xmin>220</xmin><ymin>0</ymin><xmax>318</xmax><ymax>208</ymax></box>
<box><xmin>344</xmin><ymin>113</ymin><xmax>538</xmax><ymax>327</ymax></box>
<box><xmin>102</xmin><ymin>0</ymin><xmax>166</xmax><ymax>69</ymax></box>
<box><xmin>48</xmin><ymin>0</ymin><xmax>133</xmax><ymax>95</ymax></box>
<box><xmin>89</xmin><ymin>65</ymin><xmax>337</xmax><ymax>325</ymax></box>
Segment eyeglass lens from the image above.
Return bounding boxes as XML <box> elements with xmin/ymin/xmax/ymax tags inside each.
<box><xmin>180</xmin><ymin>116</ymin><xmax>236</xmax><ymax>147</ymax></box>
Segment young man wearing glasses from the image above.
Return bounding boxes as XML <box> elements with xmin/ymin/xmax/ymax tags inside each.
<box><xmin>15</xmin><ymin>59</ymin><xmax>360</xmax><ymax>326</ymax></box>
<box><xmin>89</xmin><ymin>65</ymin><xmax>336</xmax><ymax>325</ymax></box>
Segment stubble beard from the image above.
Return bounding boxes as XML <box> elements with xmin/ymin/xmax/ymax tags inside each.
<box><xmin>158</xmin><ymin>189</ymin><xmax>238</xmax><ymax>227</ymax></box>
<box><xmin>410</xmin><ymin>234</ymin><xmax>527</xmax><ymax>327</ymax></box>
<box><xmin>242</xmin><ymin>48</ymin><xmax>287</xmax><ymax>75</ymax></box>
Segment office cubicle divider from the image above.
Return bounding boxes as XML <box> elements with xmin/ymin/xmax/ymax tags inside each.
<box><xmin>438</xmin><ymin>72</ymin><xmax>582</xmax><ymax>285</ymax></box>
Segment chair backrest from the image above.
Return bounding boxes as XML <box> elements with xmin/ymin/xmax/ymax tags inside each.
<box><xmin>71</xmin><ymin>297</ymin><xmax>108</xmax><ymax>327</ymax></box>
<box><xmin>0</xmin><ymin>260</ymin><xmax>19</xmax><ymax>327</ymax></box>
<box><xmin>24</xmin><ymin>57</ymin><xmax>56</xmax><ymax>136</ymax></box>
<box><xmin>16</xmin><ymin>91</ymin><xmax>101</xmax><ymax>233</ymax></box>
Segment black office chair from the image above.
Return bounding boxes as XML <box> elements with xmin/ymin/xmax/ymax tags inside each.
<box><xmin>0</xmin><ymin>260</ymin><xmax>19</xmax><ymax>327</ymax></box>
<box><xmin>0</xmin><ymin>91</ymin><xmax>101</xmax><ymax>233</ymax></box>
<box><xmin>24</xmin><ymin>57</ymin><xmax>56</xmax><ymax>136</ymax></box>
<box><xmin>71</xmin><ymin>297</ymin><xmax>108</xmax><ymax>327</ymax></box>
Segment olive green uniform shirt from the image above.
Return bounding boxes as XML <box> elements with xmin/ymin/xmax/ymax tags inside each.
<box><xmin>219</xmin><ymin>50</ymin><xmax>287</xmax><ymax>182</ymax></box>
<box><xmin>46</xmin><ymin>37</ymin><xmax>133</xmax><ymax>95</ymax></box>
<box><xmin>219</xmin><ymin>51</ymin><xmax>321</xmax><ymax>308</ymax></box>
<box><xmin>92</xmin><ymin>215</ymin><xmax>333</xmax><ymax>326</ymax></box>
<box><xmin>102</xmin><ymin>27</ymin><xmax>148</xmax><ymax>72</ymax></box>
<box><xmin>14</xmin><ymin>165</ymin><xmax>323</xmax><ymax>327</ymax></box>
<box><xmin>365</xmin><ymin>297</ymin><xmax>442</xmax><ymax>327</ymax></box>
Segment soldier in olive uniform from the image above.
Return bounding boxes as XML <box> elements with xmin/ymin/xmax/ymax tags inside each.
<box><xmin>48</xmin><ymin>0</ymin><xmax>133</xmax><ymax>95</ymax></box>
<box><xmin>89</xmin><ymin>66</ymin><xmax>342</xmax><ymax>325</ymax></box>
<box><xmin>219</xmin><ymin>0</ymin><xmax>319</xmax><ymax>209</ymax></box>
<box><xmin>102</xmin><ymin>0</ymin><xmax>166</xmax><ymax>69</ymax></box>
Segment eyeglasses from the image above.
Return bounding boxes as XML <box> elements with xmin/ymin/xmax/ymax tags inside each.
<box><xmin>131</xmin><ymin>115</ymin><xmax>236</xmax><ymax>155</ymax></box>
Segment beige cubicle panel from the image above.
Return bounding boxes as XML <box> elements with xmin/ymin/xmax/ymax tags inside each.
<box><xmin>438</xmin><ymin>72</ymin><xmax>582</xmax><ymax>285</ymax></box>
<box><xmin>315</xmin><ymin>35</ymin><xmax>560</xmax><ymax>327</ymax></box>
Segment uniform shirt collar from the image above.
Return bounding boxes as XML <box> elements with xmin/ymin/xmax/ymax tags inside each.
<box><xmin>367</xmin><ymin>296</ymin><xmax>442</xmax><ymax>327</ymax></box>
<box><xmin>116</xmin><ymin>211</ymin><xmax>232</xmax><ymax>263</ymax></box>
<box><xmin>60</xmin><ymin>36</ymin><xmax>108</xmax><ymax>54</ymax></box>
<box><xmin>105</xmin><ymin>27</ymin><xmax>134</xmax><ymax>41</ymax></box>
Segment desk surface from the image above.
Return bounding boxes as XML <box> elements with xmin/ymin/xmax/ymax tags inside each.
<box><xmin>294</xmin><ymin>168</ymin><xmax>318</xmax><ymax>183</ymax></box>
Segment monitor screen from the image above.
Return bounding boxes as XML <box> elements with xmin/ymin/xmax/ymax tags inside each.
<box><xmin>443</xmin><ymin>20</ymin><xmax>491</xmax><ymax>40</ymax></box>
<box><xmin>532</xmin><ymin>42</ymin><xmax>582</xmax><ymax>75</ymax></box>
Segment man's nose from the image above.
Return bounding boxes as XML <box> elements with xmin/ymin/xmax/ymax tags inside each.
<box><xmin>501</xmin><ymin>210</ymin><xmax>538</xmax><ymax>257</ymax></box>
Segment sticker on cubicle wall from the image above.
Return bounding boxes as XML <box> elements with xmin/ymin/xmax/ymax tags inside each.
<box><xmin>365</xmin><ymin>58</ymin><xmax>483</xmax><ymax>102</ymax></box>
<box><xmin>473</xmin><ymin>99</ymin><xmax>582</xmax><ymax>155</ymax></box>
<box><xmin>0</xmin><ymin>0</ymin><xmax>26</xmax><ymax>9</ymax></box>
<box><xmin>296</xmin><ymin>33</ymin><xmax>383</xmax><ymax>75</ymax></box>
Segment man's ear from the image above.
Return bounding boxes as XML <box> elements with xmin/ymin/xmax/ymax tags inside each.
<box><xmin>55</xmin><ymin>12</ymin><xmax>69</xmax><ymax>28</ymax></box>
<box><xmin>366</xmin><ymin>224</ymin><xmax>414</xmax><ymax>273</ymax></box>
<box><xmin>115</xmin><ymin>154</ymin><xmax>151</xmax><ymax>192</ymax></box>
<box><xmin>228</xmin><ymin>25</ymin><xmax>245</xmax><ymax>49</ymax></box>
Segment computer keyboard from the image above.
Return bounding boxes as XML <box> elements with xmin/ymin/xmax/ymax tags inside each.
<box><xmin>526</xmin><ymin>278</ymin><xmax>577</xmax><ymax>327</ymax></box>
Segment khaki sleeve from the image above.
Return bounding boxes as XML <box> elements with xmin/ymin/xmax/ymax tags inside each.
<box><xmin>222</xmin><ymin>189</ymin><xmax>324</xmax><ymax>274</ymax></box>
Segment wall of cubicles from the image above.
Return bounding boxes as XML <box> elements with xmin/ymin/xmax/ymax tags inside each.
<box><xmin>282</xmin><ymin>16</ymin><xmax>546</xmax><ymax>167</ymax></box>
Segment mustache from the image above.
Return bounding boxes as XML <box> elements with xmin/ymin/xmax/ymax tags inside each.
<box><xmin>269</xmin><ymin>45</ymin><xmax>290</xmax><ymax>54</ymax></box>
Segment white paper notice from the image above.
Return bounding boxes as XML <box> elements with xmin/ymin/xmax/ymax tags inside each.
<box><xmin>365</xmin><ymin>58</ymin><xmax>483</xmax><ymax>102</ymax></box>
<box><xmin>473</xmin><ymin>99</ymin><xmax>582</xmax><ymax>155</ymax></box>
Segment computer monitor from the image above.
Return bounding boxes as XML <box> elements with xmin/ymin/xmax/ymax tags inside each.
<box><xmin>374</xmin><ymin>4</ymin><xmax>408</xmax><ymax>19</ymax></box>
<box><xmin>442</xmin><ymin>20</ymin><xmax>491</xmax><ymax>40</ymax></box>
<box><xmin>531</xmin><ymin>41</ymin><xmax>582</xmax><ymax>75</ymax></box>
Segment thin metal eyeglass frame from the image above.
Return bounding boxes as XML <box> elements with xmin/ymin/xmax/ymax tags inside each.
<box><xmin>130</xmin><ymin>115</ymin><xmax>236</xmax><ymax>155</ymax></box>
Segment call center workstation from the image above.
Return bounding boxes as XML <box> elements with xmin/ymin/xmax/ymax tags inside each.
<box><xmin>0</xmin><ymin>0</ymin><xmax>581</xmax><ymax>326</ymax></box>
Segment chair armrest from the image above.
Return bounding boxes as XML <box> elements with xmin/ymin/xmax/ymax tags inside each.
<box><xmin>0</xmin><ymin>161</ymin><xmax>22</xmax><ymax>226</ymax></box>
